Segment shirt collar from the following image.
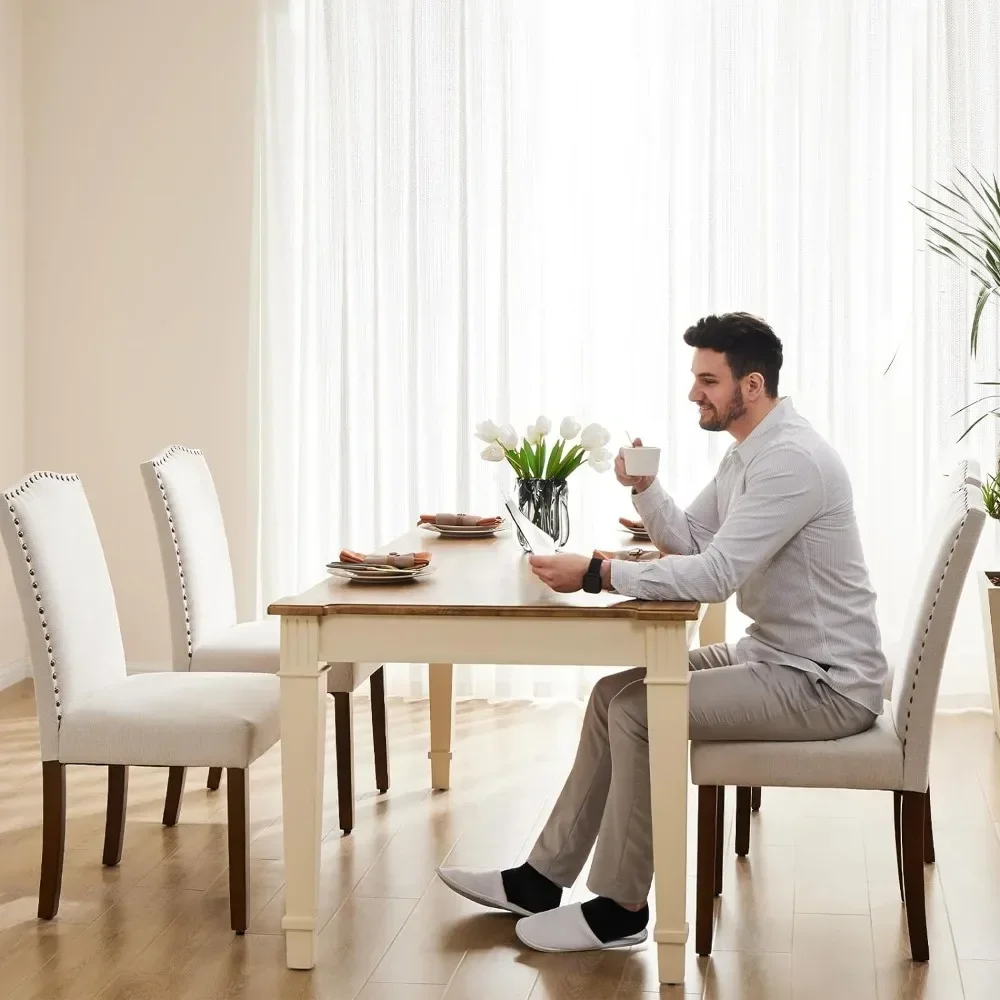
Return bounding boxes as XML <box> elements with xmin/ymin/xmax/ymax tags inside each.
<box><xmin>732</xmin><ymin>397</ymin><xmax>794</xmax><ymax>465</ymax></box>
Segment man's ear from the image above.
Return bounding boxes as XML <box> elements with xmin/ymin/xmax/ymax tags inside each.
<box><xmin>746</xmin><ymin>372</ymin><xmax>765</xmax><ymax>398</ymax></box>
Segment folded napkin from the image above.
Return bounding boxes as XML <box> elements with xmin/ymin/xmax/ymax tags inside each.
<box><xmin>419</xmin><ymin>512</ymin><xmax>502</xmax><ymax>527</ymax></box>
<box><xmin>340</xmin><ymin>549</ymin><xmax>432</xmax><ymax>568</ymax></box>
<box><xmin>619</xmin><ymin>517</ymin><xmax>646</xmax><ymax>531</ymax></box>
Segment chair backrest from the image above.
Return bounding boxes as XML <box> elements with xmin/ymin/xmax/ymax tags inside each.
<box><xmin>947</xmin><ymin>457</ymin><xmax>981</xmax><ymax>490</ymax></box>
<box><xmin>0</xmin><ymin>473</ymin><xmax>128</xmax><ymax>760</ymax></box>
<box><xmin>892</xmin><ymin>483</ymin><xmax>985</xmax><ymax>791</ymax></box>
<box><xmin>140</xmin><ymin>446</ymin><xmax>238</xmax><ymax>671</ymax></box>
<box><xmin>897</xmin><ymin>459</ymin><xmax>982</xmax><ymax>633</ymax></box>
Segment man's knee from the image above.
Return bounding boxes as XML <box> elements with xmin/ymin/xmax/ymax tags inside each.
<box><xmin>607</xmin><ymin>683</ymin><xmax>647</xmax><ymax>741</ymax></box>
<box><xmin>588</xmin><ymin>669</ymin><xmax>641</xmax><ymax>716</ymax></box>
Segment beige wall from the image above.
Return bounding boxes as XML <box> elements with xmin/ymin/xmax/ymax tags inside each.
<box><xmin>24</xmin><ymin>0</ymin><xmax>259</xmax><ymax>665</ymax></box>
<box><xmin>0</xmin><ymin>0</ymin><xmax>25</xmax><ymax>673</ymax></box>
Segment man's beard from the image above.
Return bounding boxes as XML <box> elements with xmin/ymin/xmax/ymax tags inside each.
<box><xmin>699</xmin><ymin>385</ymin><xmax>746</xmax><ymax>432</ymax></box>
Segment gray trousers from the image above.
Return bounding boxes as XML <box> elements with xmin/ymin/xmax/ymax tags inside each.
<box><xmin>526</xmin><ymin>643</ymin><xmax>876</xmax><ymax>906</ymax></box>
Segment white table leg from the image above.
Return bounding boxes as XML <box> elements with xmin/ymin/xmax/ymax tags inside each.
<box><xmin>644</xmin><ymin>622</ymin><xmax>691</xmax><ymax>985</ymax></box>
<box><xmin>279</xmin><ymin>616</ymin><xmax>328</xmax><ymax>970</ymax></box>
<box><xmin>428</xmin><ymin>662</ymin><xmax>454</xmax><ymax>790</ymax></box>
<box><xmin>699</xmin><ymin>600</ymin><xmax>727</xmax><ymax>648</ymax></box>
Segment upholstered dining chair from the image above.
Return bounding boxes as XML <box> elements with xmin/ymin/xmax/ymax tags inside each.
<box><xmin>732</xmin><ymin>458</ymin><xmax>983</xmax><ymax>862</ymax></box>
<box><xmin>140</xmin><ymin>445</ymin><xmax>388</xmax><ymax>835</ymax></box>
<box><xmin>690</xmin><ymin>482</ymin><xmax>984</xmax><ymax>961</ymax></box>
<box><xmin>0</xmin><ymin>472</ymin><xmax>280</xmax><ymax>932</ymax></box>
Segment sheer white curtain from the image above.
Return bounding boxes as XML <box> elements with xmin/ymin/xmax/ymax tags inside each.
<box><xmin>252</xmin><ymin>0</ymin><xmax>1000</xmax><ymax>705</ymax></box>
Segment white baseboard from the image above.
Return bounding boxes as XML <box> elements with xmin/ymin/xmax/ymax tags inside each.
<box><xmin>126</xmin><ymin>661</ymin><xmax>172</xmax><ymax>674</ymax></box>
<box><xmin>937</xmin><ymin>692</ymin><xmax>992</xmax><ymax>713</ymax></box>
<box><xmin>0</xmin><ymin>658</ymin><xmax>30</xmax><ymax>692</ymax></box>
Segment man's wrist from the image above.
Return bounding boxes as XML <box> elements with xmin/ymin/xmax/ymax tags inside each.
<box><xmin>600</xmin><ymin>559</ymin><xmax>612</xmax><ymax>590</ymax></box>
<box><xmin>631</xmin><ymin>476</ymin><xmax>655</xmax><ymax>495</ymax></box>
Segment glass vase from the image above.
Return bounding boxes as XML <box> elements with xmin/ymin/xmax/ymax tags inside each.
<box><xmin>514</xmin><ymin>478</ymin><xmax>570</xmax><ymax>551</ymax></box>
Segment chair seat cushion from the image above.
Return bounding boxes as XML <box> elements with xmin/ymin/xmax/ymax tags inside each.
<box><xmin>58</xmin><ymin>672</ymin><xmax>280</xmax><ymax>768</ymax></box>
<box><xmin>689</xmin><ymin>710</ymin><xmax>904</xmax><ymax>791</ymax></box>
<box><xmin>189</xmin><ymin>617</ymin><xmax>381</xmax><ymax>692</ymax></box>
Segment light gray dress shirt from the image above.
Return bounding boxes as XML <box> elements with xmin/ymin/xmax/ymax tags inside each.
<box><xmin>610</xmin><ymin>397</ymin><xmax>888</xmax><ymax>715</ymax></box>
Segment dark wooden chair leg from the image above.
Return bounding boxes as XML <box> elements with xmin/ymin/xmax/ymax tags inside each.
<box><xmin>751</xmin><ymin>786</ymin><xmax>761</xmax><ymax>811</ymax></box>
<box><xmin>735</xmin><ymin>786</ymin><xmax>751</xmax><ymax>857</ymax></box>
<box><xmin>695</xmin><ymin>785</ymin><xmax>718</xmax><ymax>956</ymax></box>
<box><xmin>162</xmin><ymin>766</ymin><xmax>187</xmax><ymax>827</ymax></box>
<box><xmin>334</xmin><ymin>692</ymin><xmax>355</xmax><ymax>835</ymax></box>
<box><xmin>39</xmin><ymin>761</ymin><xmax>66</xmax><ymax>920</ymax></box>
<box><xmin>714</xmin><ymin>785</ymin><xmax>725</xmax><ymax>896</ymax></box>
<box><xmin>207</xmin><ymin>767</ymin><xmax>223</xmax><ymax>791</ymax></box>
<box><xmin>371</xmin><ymin>666</ymin><xmax>390</xmax><ymax>794</ymax></box>
<box><xmin>227</xmin><ymin>768</ymin><xmax>249</xmax><ymax>934</ymax></box>
<box><xmin>893</xmin><ymin>789</ymin><xmax>904</xmax><ymax>902</ymax></box>
<box><xmin>901</xmin><ymin>790</ymin><xmax>929</xmax><ymax>961</ymax></box>
<box><xmin>102</xmin><ymin>765</ymin><xmax>128</xmax><ymax>866</ymax></box>
<box><xmin>923</xmin><ymin>786</ymin><xmax>935</xmax><ymax>864</ymax></box>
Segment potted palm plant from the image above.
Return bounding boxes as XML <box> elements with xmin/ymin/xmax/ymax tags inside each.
<box><xmin>915</xmin><ymin>169</ymin><xmax>1000</xmax><ymax>742</ymax></box>
<box><xmin>913</xmin><ymin>167</ymin><xmax>1000</xmax><ymax>440</ymax></box>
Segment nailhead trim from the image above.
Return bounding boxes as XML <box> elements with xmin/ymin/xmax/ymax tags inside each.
<box><xmin>901</xmin><ymin>486</ymin><xmax>970</xmax><ymax>752</ymax></box>
<box><xmin>3</xmin><ymin>472</ymin><xmax>82</xmax><ymax>726</ymax></box>
<box><xmin>150</xmin><ymin>447</ymin><xmax>203</xmax><ymax>662</ymax></box>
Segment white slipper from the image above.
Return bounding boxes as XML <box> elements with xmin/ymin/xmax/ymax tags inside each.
<box><xmin>515</xmin><ymin>903</ymin><xmax>648</xmax><ymax>953</ymax></box>
<box><xmin>435</xmin><ymin>866</ymin><xmax>532</xmax><ymax>917</ymax></box>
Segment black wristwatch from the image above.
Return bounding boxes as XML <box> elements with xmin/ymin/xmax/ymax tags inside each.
<box><xmin>582</xmin><ymin>556</ymin><xmax>604</xmax><ymax>594</ymax></box>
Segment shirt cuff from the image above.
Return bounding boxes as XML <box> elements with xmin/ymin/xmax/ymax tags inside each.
<box><xmin>632</xmin><ymin>478</ymin><xmax>667</xmax><ymax>522</ymax></box>
<box><xmin>610</xmin><ymin>558</ymin><xmax>646</xmax><ymax>597</ymax></box>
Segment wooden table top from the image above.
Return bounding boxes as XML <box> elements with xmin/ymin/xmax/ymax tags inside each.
<box><xmin>266</xmin><ymin>525</ymin><xmax>700</xmax><ymax>622</ymax></box>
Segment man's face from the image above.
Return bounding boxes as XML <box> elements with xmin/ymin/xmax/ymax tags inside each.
<box><xmin>688</xmin><ymin>348</ymin><xmax>747</xmax><ymax>432</ymax></box>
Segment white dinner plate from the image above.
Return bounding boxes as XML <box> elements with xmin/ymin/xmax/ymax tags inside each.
<box><xmin>326</xmin><ymin>563</ymin><xmax>437</xmax><ymax>584</ymax></box>
<box><xmin>419</xmin><ymin>520</ymin><xmax>506</xmax><ymax>538</ymax></box>
<box><xmin>619</xmin><ymin>525</ymin><xmax>650</xmax><ymax>540</ymax></box>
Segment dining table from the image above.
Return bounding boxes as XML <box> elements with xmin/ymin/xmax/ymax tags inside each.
<box><xmin>267</xmin><ymin>523</ymin><xmax>726</xmax><ymax>986</ymax></box>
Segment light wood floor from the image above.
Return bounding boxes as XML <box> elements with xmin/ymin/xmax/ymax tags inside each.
<box><xmin>1</xmin><ymin>680</ymin><xmax>1000</xmax><ymax>999</ymax></box>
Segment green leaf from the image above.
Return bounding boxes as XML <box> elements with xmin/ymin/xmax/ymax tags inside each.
<box><xmin>558</xmin><ymin>451</ymin><xmax>587</xmax><ymax>478</ymax></box>
<box><xmin>538</xmin><ymin>440</ymin><xmax>547</xmax><ymax>480</ymax></box>
<box><xmin>971</xmin><ymin>283</ymin><xmax>995</xmax><ymax>356</ymax></box>
<box><xmin>956</xmin><ymin>408</ymin><xmax>998</xmax><ymax>443</ymax></box>
<box><xmin>545</xmin><ymin>439</ymin><xmax>564</xmax><ymax>478</ymax></box>
<box><xmin>950</xmin><ymin>393</ymin><xmax>1000</xmax><ymax>418</ymax></box>
<box><xmin>549</xmin><ymin>444</ymin><xmax>581</xmax><ymax>480</ymax></box>
<box><xmin>503</xmin><ymin>447</ymin><xmax>527</xmax><ymax>479</ymax></box>
<box><xmin>519</xmin><ymin>442</ymin><xmax>533</xmax><ymax>478</ymax></box>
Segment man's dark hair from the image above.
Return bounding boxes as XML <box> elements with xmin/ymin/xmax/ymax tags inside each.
<box><xmin>683</xmin><ymin>312</ymin><xmax>783</xmax><ymax>397</ymax></box>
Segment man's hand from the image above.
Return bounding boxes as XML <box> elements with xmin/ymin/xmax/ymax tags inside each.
<box><xmin>614</xmin><ymin>437</ymin><xmax>655</xmax><ymax>494</ymax></box>
<box><xmin>528</xmin><ymin>553</ymin><xmax>594</xmax><ymax>593</ymax></box>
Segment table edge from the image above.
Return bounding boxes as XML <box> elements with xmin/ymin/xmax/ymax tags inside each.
<box><xmin>265</xmin><ymin>599</ymin><xmax>702</xmax><ymax>622</ymax></box>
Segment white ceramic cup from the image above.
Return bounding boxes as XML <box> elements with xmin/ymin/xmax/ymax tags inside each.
<box><xmin>622</xmin><ymin>445</ymin><xmax>661</xmax><ymax>477</ymax></box>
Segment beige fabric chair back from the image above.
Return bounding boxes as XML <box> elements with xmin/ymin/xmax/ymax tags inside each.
<box><xmin>0</xmin><ymin>473</ymin><xmax>128</xmax><ymax>760</ymax></box>
<box><xmin>141</xmin><ymin>446</ymin><xmax>238</xmax><ymax>671</ymax></box>
<box><xmin>891</xmin><ymin>484</ymin><xmax>985</xmax><ymax>791</ymax></box>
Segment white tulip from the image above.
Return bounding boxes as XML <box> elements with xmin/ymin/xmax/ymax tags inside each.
<box><xmin>475</xmin><ymin>419</ymin><xmax>500</xmax><ymax>444</ymax></box>
<box><xmin>559</xmin><ymin>416</ymin><xmax>581</xmax><ymax>440</ymax></box>
<box><xmin>496</xmin><ymin>424</ymin><xmax>519</xmax><ymax>450</ymax></box>
<box><xmin>526</xmin><ymin>424</ymin><xmax>542</xmax><ymax>445</ymax></box>
<box><xmin>481</xmin><ymin>442</ymin><xmax>506</xmax><ymax>462</ymax></box>
<box><xmin>534</xmin><ymin>415</ymin><xmax>552</xmax><ymax>436</ymax></box>
<box><xmin>588</xmin><ymin>452</ymin><xmax>612</xmax><ymax>472</ymax></box>
<box><xmin>579</xmin><ymin>422</ymin><xmax>611</xmax><ymax>451</ymax></box>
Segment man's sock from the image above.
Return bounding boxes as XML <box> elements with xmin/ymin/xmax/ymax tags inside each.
<box><xmin>500</xmin><ymin>862</ymin><xmax>563</xmax><ymax>913</ymax></box>
<box><xmin>580</xmin><ymin>896</ymin><xmax>650</xmax><ymax>943</ymax></box>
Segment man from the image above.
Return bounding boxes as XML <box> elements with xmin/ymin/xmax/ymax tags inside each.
<box><xmin>437</xmin><ymin>312</ymin><xmax>887</xmax><ymax>954</ymax></box>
